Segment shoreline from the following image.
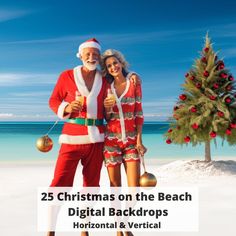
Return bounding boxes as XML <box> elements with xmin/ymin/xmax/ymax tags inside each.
<box><xmin>0</xmin><ymin>157</ymin><xmax>236</xmax><ymax>167</ymax></box>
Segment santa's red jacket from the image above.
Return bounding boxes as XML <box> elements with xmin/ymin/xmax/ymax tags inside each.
<box><xmin>49</xmin><ymin>66</ymin><xmax>107</xmax><ymax>145</ymax></box>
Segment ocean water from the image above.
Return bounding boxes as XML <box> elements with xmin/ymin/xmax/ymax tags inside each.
<box><xmin>0</xmin><ymin>122</ymin><xmax>235</xmax><ymax>162</ymax></box>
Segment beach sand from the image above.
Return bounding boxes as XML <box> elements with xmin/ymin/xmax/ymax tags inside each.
<box><xmin>0</xmin><ymin>159</ymin><xmax>236</xmax><ymax>236</ymax></box>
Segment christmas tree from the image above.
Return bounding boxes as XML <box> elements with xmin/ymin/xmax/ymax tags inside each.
<box><xmin>165</xmin><ymin>34</ymin><xmax>236</xmax><ymax>162</ymax></box>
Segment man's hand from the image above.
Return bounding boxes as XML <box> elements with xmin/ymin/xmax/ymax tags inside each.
<box><xmin>130</xmin><ymin>73</ymin><xmax>141</xmax><ymax>85</ymax></box>
<box><xmin>64</xmin><ymin>101</ymin><xmax>83</xmax><ymax>114</ymax></box>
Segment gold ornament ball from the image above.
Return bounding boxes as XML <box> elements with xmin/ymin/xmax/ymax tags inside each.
<box><xmin>36</xmin><ymin>135</ymin><xmax>53</xmax><ymax>152</ymax></box>
<box><xmin>139</xmin><ymin>172</ymin><xmax>157</xmax><ymax>187</ymax></box>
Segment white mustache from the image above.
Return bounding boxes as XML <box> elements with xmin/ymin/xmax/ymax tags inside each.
<box><xmin>86</xmin><ymin>60</ymin><xmax>98</xmax><ymax>64</ymax></box>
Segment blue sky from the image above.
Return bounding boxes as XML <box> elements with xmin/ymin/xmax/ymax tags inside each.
<box><xmin>1</xmin><ymin>0</ymin><xmax>236</xmax><ymax>121</ymax></box>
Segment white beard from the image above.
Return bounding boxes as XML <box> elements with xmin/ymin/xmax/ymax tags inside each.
<box><xmin>82</xmin><ymin>60</ymin><xmax>98</xmax><ymax>71</ymax></box>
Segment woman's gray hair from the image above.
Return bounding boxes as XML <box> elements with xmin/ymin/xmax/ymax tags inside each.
<box><xmin>100</xmin><ymin>49</ymin><xmax>129</xmax><ymax>77</ymax></box>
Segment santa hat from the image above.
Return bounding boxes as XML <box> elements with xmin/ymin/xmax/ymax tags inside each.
<box><xmin>76</xmin><ymin>38</ymin><xmax>101</xmax><ymax>58</ymax></box>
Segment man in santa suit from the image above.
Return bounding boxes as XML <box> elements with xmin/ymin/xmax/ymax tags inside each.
<box><xmin>49</xmin><ymin>38</ymin><xmax>106</xmax><ymax>189</ymax></box>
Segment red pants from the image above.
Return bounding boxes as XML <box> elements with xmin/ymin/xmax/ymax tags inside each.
<box><xmin>50</xmin><ymin>142</ymin><xmax>104</xmax><ymax>187</ymax></box>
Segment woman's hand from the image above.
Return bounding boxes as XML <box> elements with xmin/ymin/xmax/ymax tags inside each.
<box><xmin>104</xmin><ymin>97</ymin><xmax>115</xmax><ymax>110</ymax></box>
<box><xmin>136</xmin><ymin>142</ymin><xmax>147</xmax><ymax>157</ymax></box>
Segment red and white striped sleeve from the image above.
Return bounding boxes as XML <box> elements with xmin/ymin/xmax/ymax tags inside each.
<box><xmin>134</xmin><ymin>83</ymin><xmax>144</xmax><ymax>126</ymax></box>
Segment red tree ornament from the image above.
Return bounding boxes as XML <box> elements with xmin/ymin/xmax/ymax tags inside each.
<box><xmin>226</xmin><ymin>129</ymin><xmax>232</xmax><ymax>135</ymax></box>
<box><xmin>220</xmin><ymin>73</ymin><xmax>228</xmax><ymax>79</ymax></box>
<box><xmin>228</xmin><ymin>75</ymin><xmax>234</xmax><ymax>81</ymax></box>
<box><xmin>166</xmin><ymin>139</ymin><xmax>172</xmax><ymax>144</ymax></box>
<box><xmin>213</xmin><ymin>83</ymin><xmax>219</xmax><ymax>89</ymax></box>
<box><xmin>210</xmin><ymin>131</ymin><xmax>217</xmax><ymax>138</ymax></box>
<box><xmin>225</xmin><ymin>97</ymin><xmax>232</xmax><ymax>104</ymax></box>
<box><xmin>203</xmin><ymin>70</ymin><xmax>209</xmax><ymax>77</ymax></box>
<box><xmin>226</xmin><ymin>85</ymin><xmax>232</xmax><ymax>91</ymax></box>
<box><xmin>209</xmin><ymin>95</ymin><xmax>217</xmax><ymax>100</ymax></box>
<box><xmin>190</xmin><ymin>107</ymin><xmax>197</xmax><ymax>113</ymax></box>
<box><xmin>179</xmin><ymin>94</ymin><xmax>187</xmax><ymax>101</ymax></box>
<box><xmin>204</xmin><ymin>47</ymin><xmax>209</xmax><ymax>52</ymax></box>
<box><xmin>184</xmin><ymin>136</ymin><xmax>191</xmax><ymax>143</ymax></box>
<box><xmin>201</xmin><ymin>57</ymin><xmax>207</xmax><ymax>63</ymax></box>
<box><xmin>230</xmin><ymin>123</ymin><xmax>236</xmax><ymax>129</ymax></box>
<box><xmin>217</xmin><ymin>61</ymin><xmax>225</xmax><ymax>70</ymax></box>
<box><xmin>168</xmin><ymin>129</ymin><xmax>173</xmax><ymax>133</ymax></box>
<box><xmin>191</xmin><ymin>123</ymin><xmax>199</xmax><ymax>129</ymax></box>
<box><xmin>195</xmin><ymin>82</ymin><xmax>201</xmax><ymax>88</ymax></box>
<box><xmin>173</xmin><ymin>106</ymin><xmax>179</xmax><ymax>111</ymax></box>
<box><xmin>217</xmin><ymin>111</ymin><xmax>224</xmax><ymax>117</ymax></box>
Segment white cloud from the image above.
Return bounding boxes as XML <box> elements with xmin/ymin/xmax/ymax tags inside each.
<box><xmin>0</xmin><ymin>113</ymin><xmax>56</xmax><ymax>121</ymax></box>
<box><xmin>142</xmin><ymin>98</ymin><xmax>176</xmax><ymax>121</ymax></box>
<box><xmin>211</xmin><ymin>23</ymin><xmax>236</xmax><ymax>38</ymax></box>
<box><xmin>9</xmin><ymin>91</ymin><xmax>51</xmax><ymax>97</ymax></box>
<box><xmin>0</xmin><ymin>29</ymin><xmax>201</xmax><ymax>46</ymax></box>
<box><xmin>0</xmin><ymin>113</ymin><xmax>13</xmax><ymax>118</ymax></box>
<box><xmin>0</xmin><ymin>9</ymin><xmax>29</xmax><ymax>22</ymax></box>
<box><xmin>143</xmin><ymin>99</ymin><xmax>176</xmax><ymax>108</ymax></box>
<box><xmin>222</xmin><ymin>47</ymin><xmax>236</xmax><ymax>59</ymax></box>
<box><xmin>144</xmin><ymin>113</ymin><xmax>170</xmax><ymax>121</ymax></box>
<box><xmin>1</xmin><ymin>21</ymin><xmax>236</xmax><ymax>47</ymax></box>
<box><xmin>1</xmin><ymin>35</ymin><xmax>85</xmax><ymax>45</ymax></box>
<box><xmin>0</xmin><ymin>73</ymin><xmax>57</xmax><ymax>86</ymax></box>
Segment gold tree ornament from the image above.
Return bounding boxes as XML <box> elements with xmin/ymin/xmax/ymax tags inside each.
<box><xmin>36</xmin><ymin>120</ymin><xmax>59</xmax><ymax>153</ymax></box>
<box><xmin>139</xmin><ymin>172</ymin><xmax>157</xmax><ymax>187</ymax></box>
<box><xmin>139</xmin><ymin>155</ymin><xmax>157</xmax><ymax>187</ymax></box>
<box><xmin>36</xmin><ymin>135</ymin><xmax>53</xmax><ymax>152</ymax></box>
